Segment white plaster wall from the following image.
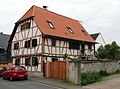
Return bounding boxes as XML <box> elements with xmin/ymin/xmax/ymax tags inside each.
<box><xmin>95</xmin><ymin>34</ymin><xmax>106</xmax><ymax>51</ymax></box>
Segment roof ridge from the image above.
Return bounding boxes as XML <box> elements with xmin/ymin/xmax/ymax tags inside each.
<box><xmin>34</xmin><ymin>5</ymin><xmax>79</xmax><ymax>22</ymax></box>
<box><xmin>17</xmin><ymin>5</ymin><xmax>35</xmax><ymax>23</ymax></box>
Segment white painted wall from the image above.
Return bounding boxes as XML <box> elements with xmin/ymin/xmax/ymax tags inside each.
<box><xmin>95</xmin><ymin>34</ymin><xmax>106</xmax><ymax>51</ymax></box>
<box><xmin>11</xmin><ymin>19</ymin><xmax>42</xmax><ymax>72</ymax></box>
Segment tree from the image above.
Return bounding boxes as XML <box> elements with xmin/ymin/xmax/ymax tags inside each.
<box><xmin>96</xmin><ymin>41</ymin><xmax>120</xmax><ymax>60</ymax></box>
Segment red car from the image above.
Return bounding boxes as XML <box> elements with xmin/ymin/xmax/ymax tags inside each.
<box><xmin>3</xmin><ymin>66</ymin><xmax>28</xmax><ymax>81</ymax></box>
<box><xmin>0</xmin><ymin>67</ymin><xmax>7</xmax><ymax>76</ymax></box>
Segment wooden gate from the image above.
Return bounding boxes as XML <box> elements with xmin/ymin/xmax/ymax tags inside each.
<box><xmin>50</xmin><ymin>61</ymin><xmax>66</xmax><ymax>80</ymax></box>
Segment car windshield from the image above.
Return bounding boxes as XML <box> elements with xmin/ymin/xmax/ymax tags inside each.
<box><xmin>0</xmin><ymin>67</ymin><xmax>6</xmax><ymax>71</ymax></box>
<box><xmin>14</xmin><ymin>67</ymin><xmax>25</xmax><ymax>71</ymax></box>
<box><xmin>0</xmin><ymin>67</ymin><xmax>3</xmax><ymax>70</ymax></box>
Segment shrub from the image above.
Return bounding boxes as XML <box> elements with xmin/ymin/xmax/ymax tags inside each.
<box><xmin>81</xmin><ymin>71</ymin><xmax>109</xmax><ymax>86</ymax></box>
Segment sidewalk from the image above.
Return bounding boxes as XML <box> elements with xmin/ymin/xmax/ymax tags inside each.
<box><xmin>28</xmin><ymin>72</ymin><xmax>86</xmax><ymax>89</ymax></box>
<box><xmin>83</xmin><ymin>74</ymin><xmax>120</xmax><ymax>89</ymax></box>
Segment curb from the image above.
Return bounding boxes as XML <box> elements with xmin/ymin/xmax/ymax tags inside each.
<box><xmin>29</xmin><ymin>78</ymin><xmax>66</xmax><ymax>89</ymax></box>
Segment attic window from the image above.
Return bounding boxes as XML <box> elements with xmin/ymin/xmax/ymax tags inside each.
<box><xmin>21</xmin><ymin>22</ymin><xmax>31</xmax><ymax>31</ymax></box>
<box><xmin>47</xmin><ymin>21</ymin><xmax>55</xmax><ymax>29</ymax></box>
<box><xmin>81</xmin><ymin>29</ymin><xmax>88</xmax><ymax>35</ymax></box>
<box><xmin>67</xmin><ymin>27</ymin><xmax>74</xmax><ymax>34</ymax></box>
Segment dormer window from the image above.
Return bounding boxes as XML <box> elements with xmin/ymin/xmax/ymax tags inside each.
<box><xmin>67</xmin><ymin>27</ymin><xmax>74</xmax><ymax>34</ymax></box>
<box><xmin>47</xmin><ymin>21</ymin><xmax>55</xmax><ymax>29</ymax></box>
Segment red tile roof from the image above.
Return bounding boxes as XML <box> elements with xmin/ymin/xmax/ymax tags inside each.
<box><xmin>18</xmin><ymin>5</ymin><xmax>95</xmax><ymax>43</ymax></box>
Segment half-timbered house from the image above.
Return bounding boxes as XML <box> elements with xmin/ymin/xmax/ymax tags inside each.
<box><xmin>9</xmin><ymin>5</ymin><xmax>96</xmax><ymax>72</ymax></box>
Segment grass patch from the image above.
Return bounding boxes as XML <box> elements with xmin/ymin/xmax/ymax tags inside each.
<box><xmin>81</xmin><ymin>70</ymin><xmax>109</xmax><ymax>86</ymax></box>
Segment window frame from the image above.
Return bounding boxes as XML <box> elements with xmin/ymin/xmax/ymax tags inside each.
<box><xmin>67</xmin><ymin>27</ymin><xmax>74</xmax><ymax>34</ymax></box>
<box><xmin>51</xmin><ymin>39</ymin><xmax>56</xmax><ymax>46</ymax></box>
<box><xmin>47</xmin><ymin>21</ymin><xmax>55</xmax><ymax>29</ymax></box>
<box><xmin>14</xmin><ymin>42</ymin><xmax>19</xmax><ymax>50</ymax></box>
<box><xmin>32</xmin><ymin>57</ymin><xmax>38</xmax><ymax>66</ymax></box>
<box><xmin>21</xmin><ymin>22</ymin><xmax>31</xmax><ymax>31</ymax></box>
<box><xmin>15</xmin><ymin>58</ymin><xmax>20</xmax><ymax>66</ymax></box>
<box><xmin>69</xmin><ymin>41</ymin><xmax>80</xmax><ymax>50</ymax></box>
<box><xmin>25</xmin><ymin>57</ymin><xmax>31</xmax><ymax>66</ymax></box>
<box><xmin>32</xmin><ymin>39</ymin><xmax>37</xmax><ymax>47</ymax></box>
<box><xmin>24</xmin><ymin>40</ymin><xmax>30</xmax><ymax>48</ymax></box>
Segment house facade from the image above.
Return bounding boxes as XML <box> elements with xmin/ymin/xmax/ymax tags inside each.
<box><xmin>10</xmin><ymin>5</ymin><xmax>96</xmax><ymax>72</ymax></box>
<box><xmin>91</xmin><ymin>33</ymin><xmax>106</xmax><ymax>51</ymax></box>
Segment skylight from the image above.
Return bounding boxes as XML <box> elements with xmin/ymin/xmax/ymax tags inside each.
<box><xmin>81</xmin><ymin>29</ymin><xmax>88</xmax><ymax>35</ymax></box>
<box><xmin>47</xmin><ymin>21</ymin><xmax>55</xmax><ymax>29</ymax></box>
<box><xmin>67</xmin><ymin>27</ymin><xmax>74</xmax><ymax>34</ymax></box>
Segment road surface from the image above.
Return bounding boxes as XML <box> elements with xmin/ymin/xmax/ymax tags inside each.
<box><xmin>0</xmin><ymin>77</ymin><xmax>62</xmax><ymax>89</ymax></box>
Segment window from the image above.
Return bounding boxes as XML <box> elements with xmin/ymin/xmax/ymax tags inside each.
<box><xmin>47</xmin><ymin>21</ymin><xmax>55</xmax><ymax>29</ymax></box>
<box><xmin>26</xmin><ymin>22</ymin><xmax>31</xmax><ymax>29</ymax></box>
<box><xmin>69</xmin><ymin>42</ymin><xmax>80</xmax><ymax>50</ymax></box>
<box><xmin>15</xmin><ymin>58</ymin><xmax>20</xmax><ymax>66</ymax></box>
<box><xmin>51</xmin><ymin>39</ymin><xmax>56</xmax><ymax>46</ymax></box>
<box><xmin>81</xmin><ymin>29</ymin><xmax>88</xmax><ymax>35</ymax></box>
<box><xmin>25</xmin><ymin>40</ymin><xmax>30</xmax><ymax>48</ymax></box>
<box><xmin>25</xmin><ymin>58</ymin><xmax>31</xmax><ymax>66</ymax></box>
<box><xmin>15</xmin><ymin>67</ymin><xmax>25</xmax><ymax>70</ymax></box>
<box><xmin>81</xmin><ymin>43</ymin><xmax>85</xmax><ymax>55</ymax></box>
<box><xmin>14</xmin><ymin>42</ymin><xmax>19</xmax><ymax>50</ymax></box>
<box><xmin>67</xmin><ymin>27</ymin><xmax>74</xmax><ymax>34</ymax></box>
<box><xmin>88</xmin><ymin>44</ymin><xmax>92</xmax><ymax>50</ymax></box>
<box><xmin>52</xmin><ymin>58</ymin><xmax>58</xmax><ymax>62</ymax></box>
<box><xmin>32</xmin><ymin>39</ymin><xmax>37</xmax><ymax>47</ymax></box>
<box><xmin>21</xmin><ymin>22</ymin><xmax>31</xmax><ymax>31</ymax></box>
<box><xmin>32</xmin><ymin>57</ymin><xmax>38</xmax><ymax>66</ymax></box>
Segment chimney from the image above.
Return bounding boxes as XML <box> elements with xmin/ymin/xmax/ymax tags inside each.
<box><xmin>43</xmin><ymin>6</ymin><xmax>48</xmax><ymax>10</ymax></box>
<box><xmin>0</xmin><ymin>32</ymin><xmax>3</xmax><ymax>34</ymax></box>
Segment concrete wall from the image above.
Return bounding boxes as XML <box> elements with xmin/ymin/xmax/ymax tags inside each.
<box><xmin>81</xmin><ymin>60</ymin><xmax>120</xmax><ymax>73</ymax></box>
<box><xmin>67</xmin><ymin>60</ymin><xmax>120</xmax><ymax>85</ymax></box>
<box><xmin>67</xmin><ymin>61</ymin><xmax>81</xmax><ymax>85</ymax></box>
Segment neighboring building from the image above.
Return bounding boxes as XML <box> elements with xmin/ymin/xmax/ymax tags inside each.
<box><xmin>91</xmin><ymin>33</ymin><xmax>106</xmax><ymax>51</ymax></box>
<box><xmin>0</xmin><ymin>32</ymin><xmax>10</xmax><ymax>63</ymax></box>
<box><xmin>9</xmin><ymin>5</ymin><xmax>96</xmax><ymax>72</ymax></box>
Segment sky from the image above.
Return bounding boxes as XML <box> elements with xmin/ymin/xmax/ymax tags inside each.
<box><xmin>0</xmin><ymin>0</ymin><xmax>120</xmax><ymax>44</ymax></box>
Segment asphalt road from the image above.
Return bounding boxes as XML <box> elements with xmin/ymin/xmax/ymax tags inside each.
<box><xmin>0</xmin><ymin>77</ymin><xmax>62</xmax><ymax>89</ymax></box>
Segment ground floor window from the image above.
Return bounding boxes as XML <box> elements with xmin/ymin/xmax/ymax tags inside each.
<box><xmin>32</xmin><ymin>57</ymin><xmax>38</xmax><ymax>66</ymax></box>
<box><xmin>15</xmin><ymin>58</ymin><xmax>20</xmax><ymax>65</ymax></box>
<box><xmin>25</xmin><ymin>57</ymin><xmax>31</xmax><ymax>66</ymax></box>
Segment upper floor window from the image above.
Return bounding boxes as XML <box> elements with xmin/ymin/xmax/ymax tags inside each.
<box><xmin>24</xmin><ymin>39</ymin><xmax>37</xmax><ymax>48</ymax></box>
<box><xmin>32</xmin><ymin>39</ymin><xmax>37</xmax><ymax>47</ymax></box>
<box><xmin>51</xmin><ymin>39</ymin><xmax>56</xmax><ymax>46</ymax></box>
<box><xmin>67</xmin><ymin>27</ymin><xmax>74</xmax><ymax>34</ymax></box>
<box><xmin>21</xmin><ymin>22</ymin><xmax>31</xmax><ymax>31</ymax></box>
<box><xmin>69</xmin><ymin>41</ymin><xmax>80</xmax><ymax>50</ymax></box>
<box><xmin>14</xmin><ymin>42</ymin><xmax>19</xmax><ymax>50</ymax></box>
<box><xmin>25</xmin><ymin>40</ymin><xmax>30</xmax><ymax>48</ymax></box>
<box><xmin>47</xmin><ymin>21</ymin><xmax>55</xmax><ymax>29</ymax></box>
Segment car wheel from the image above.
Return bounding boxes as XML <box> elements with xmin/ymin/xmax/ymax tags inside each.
<box><xmin>9</xmin><ymin>76</ymin><xmax>13</xmax><ymax>81</ymax></box>
<box><xmin>24</xmin><ymin>77</ymin><xmax>28</xmax><ymax>80</ymax></box>
<box><xmin>3</xmin><ymin>75</ymin><xmax>6</xmax><ymax>80</ymax></box>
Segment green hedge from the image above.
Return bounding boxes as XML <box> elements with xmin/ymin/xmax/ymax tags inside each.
<box><xmin>81</xmin><ymin>70</ymin><xmax>109</xmax><ymax>86</ymax></box>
